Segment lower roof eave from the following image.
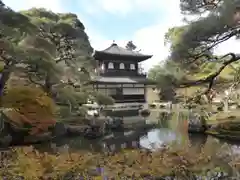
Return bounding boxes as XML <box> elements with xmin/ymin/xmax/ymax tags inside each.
<box><xmin>90</xmin><ymin>76</ymin><xmax>155</xmax><ymax>85</ymax></box>
<box><xmin>90</xmin><ymin>80</ymin><xmax>154</xmax><ymax>85</ymax></box>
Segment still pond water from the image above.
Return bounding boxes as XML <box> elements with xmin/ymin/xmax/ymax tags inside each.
<box><xmin>34</xmin><ymin>110</ymin><xmax>240</xmax><ymax>156</ymax></box>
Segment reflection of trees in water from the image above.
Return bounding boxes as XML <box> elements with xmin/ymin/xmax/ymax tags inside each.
<box><xmin>157</xmin><ymin>111</ymin><xmax>188</xmax><ymax>129</ymax></box>
<box><xmin>101</xmin><ymin>131</ymin><xmax>143</xmax><ymax>153</ymax></box>
<box><xmin>33</xmin><ymin>137</ymin><xmax>102</xmax><ymax>154</ymax></box>
<box><xmin>188</xmin><ymin>133</ymin><xmax>208</xmax><ymax>152</ymax></box>
<box><xmin>174</xmin><ymin>111</ymin><xmax>190</xmax><ymax>131</ymax></box>
<box><xmin>157</xmin><ymin>112</ymin><xmax>172</xmax><ymax>128</ymax></box>
<box><xmin>34</xmin><ymin>129</ymin><xmax>151</xmax><ymax>154</ymax></box>
<box><xmin>178</xmin><ymin>111</ymin><xmax>189</xmax><ymax>122</ymax></box>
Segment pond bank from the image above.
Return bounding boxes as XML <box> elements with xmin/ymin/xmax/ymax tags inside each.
<box><xmin>187</xmin><ymin>110</ymin><xmax>240</xmax><ymax>142</ymax></box>
<box><xmin>1</xmin><ymin>109</ymin><xmax>240</xmax><ymax>179</ymax></box>
<box><xmin>0</xmin><ymin>115</ymin><xmax>151</xmax><ymax>147</ymax></box>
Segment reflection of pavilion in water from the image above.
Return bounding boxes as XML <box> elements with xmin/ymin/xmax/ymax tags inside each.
<box><xmin>101</xmin><ymin>130</ymin><xmax>149</xmax><ymax>152</ymax></box>
<box><xmin>43</xmin><ymin>127</ymin><xmax>153</xmax><ymax>154</ymax></box>
<box><xmin>101</xmin><ymin>127</ymin><xmax>181</xmax><ymax>152</ymax></box>
<box><xmin>99</xmin><ymin>112</ymin><xmax>210</xmax><ymax>152</ymax></box>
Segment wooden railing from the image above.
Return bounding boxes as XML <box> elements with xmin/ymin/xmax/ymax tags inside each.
<box><xmin>99</xmin><ymin>70</ymin><xmax>146</xmax><ymax>77</ymax></box>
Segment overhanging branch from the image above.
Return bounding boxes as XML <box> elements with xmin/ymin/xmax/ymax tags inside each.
<box><xmin>38</xmin><ymin>26</ymin><xmax>75</xmax><ymax>64</ymax></box>
<box><xmin>179</xmin><ymin>53</ymin><xmax>240</xmax><ymax>91</ymax></box>
<box><xmin>186</xmin><ymin>29</ymin><xmax>240</xmax><ymax>64</ymax></box>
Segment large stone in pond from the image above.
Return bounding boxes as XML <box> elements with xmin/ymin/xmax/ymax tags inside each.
<box><xmin>51</xmin><ymin>122</ymin><xmax>67</xmax><ymax>137</ymax></box>
<box><xmin>139</xmin><ymin>109</ymin><xmax>151</xmax><ymax>117</ymax></box>
<box><xmin>216</xmin><ymin>121</ymin><xmax>240</xmax><ymax>131</ymax></box>
<box><xmin>229</xmin><ymin>105</ymin><xmax>237</xmax><ymax>110</ymax></box>
<box><xmin>83</xmin><ymin>125</ymin><xmax>104</xmax><ymax>139</ymax></box>
<box><xmin>66</xmin><ymin>124</ymin><xmax>103</xmax><ymax>138</ymax></box>
<box><xmin>66</xmin><ymin>125</ymin><xmax>88</xmax><ymax>135</ymax></box>
<box><xmin>24</xmin><ymin>132</ymin><xmax>52</xmax><ymax>144</ymax></box>
<box><xmin>188</xmin><ymin>113</ymin><xmax>207</xmax><ymax>133</ymax></box>
<box><xmin>0</xmin><ymin>134</ymin><xmax>12</xmax><ymax>146</ymax></box>
<box><xmin>105</xmin><ymin>117</ymin><xmax>124</xmax><ymax>130</ymax></box>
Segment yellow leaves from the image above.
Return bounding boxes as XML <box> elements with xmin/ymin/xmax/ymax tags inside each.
<box><xmin>2</xmin><ymin>86</ymin><xmax>56</xmax><ymax>135</ymax></box>
<box><xmin>9</xmin><ymin>148</ymin><xmax>44</xmax><ymax>180</ymax></box>
<box><xmin>94</xmin><ymin>176</ymin><xmax>103</xmax><ymax>180</ymax></box>
<box><xmin>2</xmin><ymin>86</ymin><xmax>55</xmax><ymax>114</ymax></box>
<box><xmin>1</xmin><ymin>144</ymin><xmax>239</xmax><ymax>179</ymax></box>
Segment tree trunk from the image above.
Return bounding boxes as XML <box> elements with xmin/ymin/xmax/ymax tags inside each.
<box><xmin>0</xmin><ymin>66</ymin><xmax>12</xmax><ymax>106</ymax></box>
<box><xmin>44</xmin><ymin>73</ymin><xmax>52</xmax><ymax>96</ymax></box>
<box><xmin>159</xmin><ymin>87</ymin><xmax>176</xmax><ymax>101</ymax></box>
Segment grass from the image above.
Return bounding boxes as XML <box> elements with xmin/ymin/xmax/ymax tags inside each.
<box><xmin>204</xmin><ymin>109</ymin><xmax>240</xmax><ymax>141</ymax></box>
<box><xmin>207</xmin><ymin>111</ymin><xmax>240</xmax><ymax>125</ymax></box>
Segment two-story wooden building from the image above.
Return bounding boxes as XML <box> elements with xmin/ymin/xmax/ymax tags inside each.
<box><xmin>92</xmin><ymin>42</ymin><xmax>153</xmax><ymax>104</ymax></box>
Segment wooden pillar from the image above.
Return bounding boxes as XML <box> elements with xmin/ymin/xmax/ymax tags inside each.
<box><xmin>104</xmin><ymin>84</ymin><xmax>107</xmax><ymax>95</ymax></box>
<box><xmin>144</xmin><ymin>84</ymin><xmax>146</xmax><ymax>103</ymax></box>
<box><xmin>224</xmin><ymin>98</ymin><xmax>228</xmax><ymax>112</ymax></box>
<box><xmin>120</xmin><ymin>84</ymin><xmax>123</xmax><ymax>101</ymax></box>
<box><xmin>224</xmin><ymin>90</ymin><xmax>229</xmax><ymax>112</ymax></box>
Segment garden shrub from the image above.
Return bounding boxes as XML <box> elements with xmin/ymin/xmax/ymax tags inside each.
<box><xmin>0</xmin><ymin>144</ymin><xmax>239</xmax><ymax>179</ymax></box>
<box><xmin>94</xmin><ymin>92</ymin><xmax>114</xmax><ymax>105</ymax></box>
<box><xmin>1</xmin><ymin>86</ymin><xmax>56</xmax><ymax>135</ymax></box>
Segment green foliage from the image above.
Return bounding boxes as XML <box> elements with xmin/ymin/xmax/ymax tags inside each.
<box><xmin>93</xmin><ymin>92</ymin><xmax>115</xmax><ymax>105</ymax></box>
<box><xmin>22</xmin><ymin>9</ymin><xmax>93</xmax><ymax>93</ymax></box>
<box><xmin>0</xmin><ymin>3</ymin><xmax>96</xmax><ymax>127</ymax></box>
<box><xmin>21</xmin><ymin>8</ymin><xmax>85</xmax><ymax>30</ymax></box>
<box><xmin>164</xmin><ymin>25</ymin><xmax>214</xmax><ymax>73</ymax></box>
<box><xmin>56</xmin><ymin>105</ymin><xmax>87</xmax><ymax>120</ymax></box>
<box><xmin>125</xmin><ymin>41</ymin><xmax>137</xmax><ymax>51</ymax></box>
<box><xmin>0</xmin><ymin>3</ymin><xmax>41</xmax><ymax>102</ymax></box>
<box><xmin>148</xmin><ymin>60</ymin><xmax>185</xmax><ymax>86</ymax></box>
<box><xmin>0</xmin><ymin>3</ymin><xmax>94</xmax><ymax>110</ymax></box>
<box><xmin>173</xmin><ymin>0</ymin><xmax>239</xmax><ymax>63</ymax></box>
<box><xmin>0</xmin><ymin>3</ymin><xmax>36</xmax><ymax>35</ymax></box>
<box><xmin>164</xmin><ymin>26</ymin><xmax>187</xmax><ymax>50</ymax></box>
<box><xmin>55</xmin><ymin>85</ymin><xmax>88</xmax><ymax>106</ymax></box>
<box><xmin>160</xmin><ymin>0</ymin><xmax>240</xmax><ymax>95</ymax></box>
<box><xmin>148</xmin><ymin>60</ymin><xmax>185</xmax><ymax>100</ymax></box>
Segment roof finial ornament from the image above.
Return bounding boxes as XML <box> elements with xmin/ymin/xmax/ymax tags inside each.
<box><xmin>112</xmin><ymin>40</ymin><xmax>117</xmax><ymax>46</ymax></box>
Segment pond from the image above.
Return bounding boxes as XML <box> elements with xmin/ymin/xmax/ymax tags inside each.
<box><xmin>33</xmin><ymin>109</ymin><xmax>240</xmax><ymax>156</ymax></box>
<box><xmin>3</xmin><ymin>109</ymin><xmax>239</xmax><ymax>178</ymax></box>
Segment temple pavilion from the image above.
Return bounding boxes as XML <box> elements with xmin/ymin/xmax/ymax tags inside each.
<box><xmin>92</xmin><ymin>42</ymin><xmax>153</xmax><ymax>104</ymax></box>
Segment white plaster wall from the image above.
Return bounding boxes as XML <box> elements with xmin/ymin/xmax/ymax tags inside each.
<box><xmin>123</xmin><ymin>88</ymin><xmax>144</xmax><ymax>95</ymax></box>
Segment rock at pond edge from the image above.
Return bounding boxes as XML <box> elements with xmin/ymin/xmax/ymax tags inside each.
<box><xmin>188</xmin><ymin>113</ymin><xmax>207</xmax><ymax>133</ymax></box>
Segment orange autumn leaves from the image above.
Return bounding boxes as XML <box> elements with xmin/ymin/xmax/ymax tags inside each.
<box><xmin>2</xmin><ymin>86</ymin><xmax>56</xmax><ymax>135</ymax></box>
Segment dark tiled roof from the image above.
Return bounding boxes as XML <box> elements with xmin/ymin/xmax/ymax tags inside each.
<box><xmin>94</xmin><ymin>43</ymin><xmax>152</xmax><ymax>58</ymax></box>
<box><xmin>92</xmin><ymin>76</ymin><xmax>154</xmax><ymax>84</ymax></box>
